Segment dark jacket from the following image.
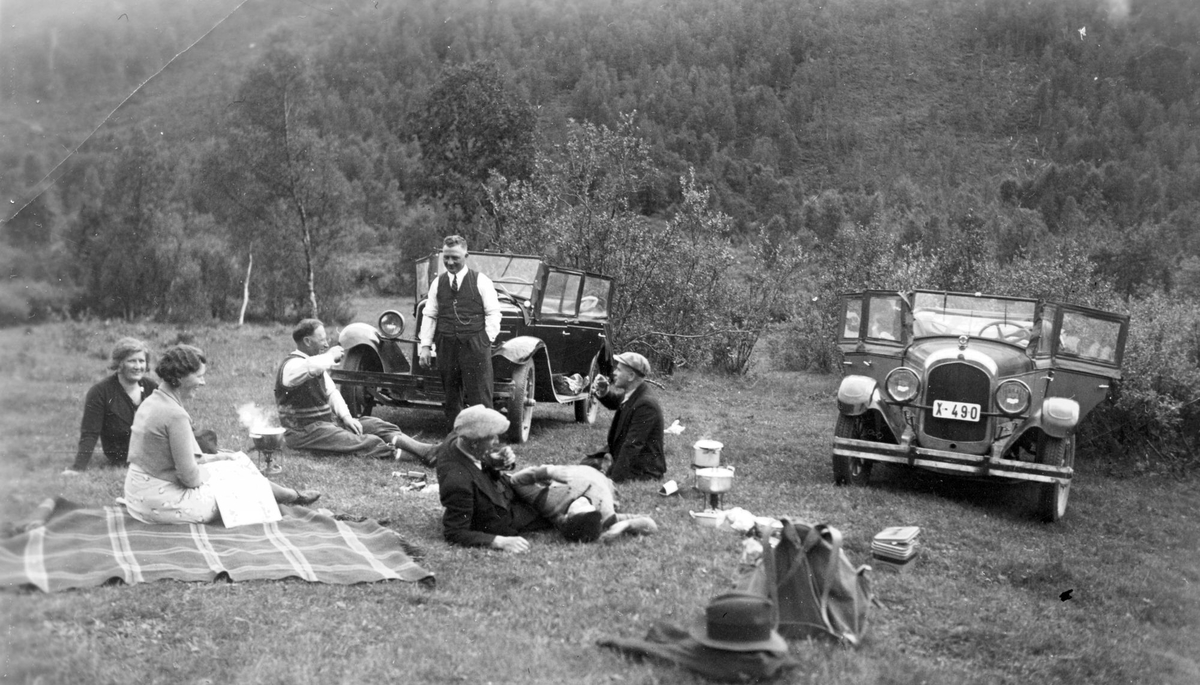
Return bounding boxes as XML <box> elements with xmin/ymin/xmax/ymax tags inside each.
<box><xmin>72</xmin><ymin>374</ymin><xmax>157</xmax><ymax>470</ymax></box>
<box><xmin>595</xmin><ymin>382</ymin><xmax>666</xmax><ymax>482</ymax></box>
<box><xmin>434</xmin><ymin>435</ymin><xmax>548</xmax><ymax>547</ymax></box>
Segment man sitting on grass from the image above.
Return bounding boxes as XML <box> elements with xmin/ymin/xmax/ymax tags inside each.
<box><xmin>583</xmin><ymin>351</ymin><xmax>666</xmax><ymax>482</ymax></box>
<box><xmin>276</xmin><ymin>318</ymin><xmax>435</xmax><ymax>464</ymax></box>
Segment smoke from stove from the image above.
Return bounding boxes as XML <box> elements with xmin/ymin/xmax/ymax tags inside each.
<box><xmin>237</xmin><ymin>402</ymin><xmax>278</xmax><ymax>434</ymax></box>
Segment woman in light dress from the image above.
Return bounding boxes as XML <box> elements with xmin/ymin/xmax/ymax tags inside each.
<box><xmin>66</xmin><ymin>337</ymin><xmax>219</xmax><ymax>474</ymax></box>
<box><xmin>123</xmin><ymin>344</ymin><xmax>320</xmax><ymax>525</ymax></box>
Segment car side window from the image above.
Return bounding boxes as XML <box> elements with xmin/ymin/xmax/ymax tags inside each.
<box><xmin>579</xmin><ymin>275</ymin><xmax>610</xmax><ymax>319</ymax></box>
<box><xmin>541</xmin><ymin>270</ymin><xmax>581</xmax><ymax>318</ymax></box>
<box><xmin>1059</xmin><ymin>311</ymin><xmax>1121</xmax><ymax>363</ymax></box>
<box><xmin>841</xmin><ymin>298</ymin><xmax>863</xmax><ymax>339</ymax></box>
<box><xmin>865</xmin><ymin>295</ymin><xmax>903</xmax><ymax>342</ymax></box>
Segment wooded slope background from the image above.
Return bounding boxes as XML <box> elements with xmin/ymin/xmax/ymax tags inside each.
<box><xmin>1</xmin><ymin>0</ymin><xmax>1198</xmax><ymax>466</ymax></box>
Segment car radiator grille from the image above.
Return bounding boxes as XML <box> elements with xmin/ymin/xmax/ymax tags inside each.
<box><xmin>924</xmin><ymin>363</ymin><xmax>990</xmax><ymax>442</ymax></box>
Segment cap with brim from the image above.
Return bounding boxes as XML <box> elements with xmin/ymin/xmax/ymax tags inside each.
<box><xmin>613</xmin><ymin>351</ymin><xmax>651</xmax><ymax>377</ymax></box>
<box><xmin>687</xmin><ymin>592</ymin><xmax>788</xmax><ymax>653</ymax></box>
<box><xmin>454</xmin><ymin>405</ymin><xmax>510</xmax><ymax>439</ymax></box>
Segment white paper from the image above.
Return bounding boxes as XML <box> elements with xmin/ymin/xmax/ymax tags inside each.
<box><xmin>205</xmin><ymin>453</ymin><xmax>282</xmax><ymax>528</ymax></box>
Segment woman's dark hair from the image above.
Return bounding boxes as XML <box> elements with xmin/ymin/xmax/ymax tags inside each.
<box><xmin>156</xmin><ymin>345</ymin><xmax>207</xmax><ymax>388</ymax></box>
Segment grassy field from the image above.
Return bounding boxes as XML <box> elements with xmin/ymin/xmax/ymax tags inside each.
<box><xmin>1</xmin><ymin>314</ymin><xmax>1198</xmax><ymax>685</ymax></box>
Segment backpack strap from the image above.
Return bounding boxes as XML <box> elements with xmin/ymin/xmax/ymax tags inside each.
<box><xmin>799</xmin><ymin>523</ymin><xmax>843</xmax><ymax>639</ymax></box>
<box><xmin>774</xmin><ymin>519</ymin><xmax>808</xmax><ymax>588</ymax></box>
<box><xmin>758</xmin><ymin>520</ymin><xmax>780</xmax><ymax>627</ymax></box>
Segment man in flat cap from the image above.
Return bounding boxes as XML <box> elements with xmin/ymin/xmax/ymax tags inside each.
<box><xmin>583</xmin><ymin>351</ymin><xmax>666</xmax><ymax>482</ymax></box>
<box><xmin>435</xmin><ymin>405</ymin><xmax>609</xmax><ymax>550</ymax></box>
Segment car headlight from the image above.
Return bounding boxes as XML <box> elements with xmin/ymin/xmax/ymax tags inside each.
<box><xmin>884</xmin><ymin>367</ymin><xmax>921</xmax><ymax>403</ymax></box>
<box><xmin>995</xmin><ymin>380</ymin><xmax>1031</xmax><ymax>415</ymax></box>
<box><xmin>378</xmin><ymin>310</ymin><xmax>405</xmax><ymax>339</ymax></box>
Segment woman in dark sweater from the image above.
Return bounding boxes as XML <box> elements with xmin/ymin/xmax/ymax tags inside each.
<box><xmin>65</xmin><ymin>338</ymin><xmax>157</xmax><ymax>473</ymax></box>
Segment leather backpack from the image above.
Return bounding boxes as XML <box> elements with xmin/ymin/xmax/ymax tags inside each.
<box><xmin>737</xmin><ymin>519</ymin><xmax>874</xmax><ymax>646</ymax></box>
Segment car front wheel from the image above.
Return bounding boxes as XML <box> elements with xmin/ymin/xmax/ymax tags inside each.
<box><xmin>574</xmin><ymin>357</ymin><xmax>600</xmax><ymax>425</ymax></box>
<box><xmin>339</xmin><ymin>347</ymin><xmax>380</xmax><ymax>418</ymax></box>
<box><xmin>506</xmin><ymin>361</ymin><xmax>535</xmax><ymax>444</ymax></box>
<box><xmin>1036</xmin><ymin>433</ymin><xmax>1074</xmax><ymax>523</ymax></box>
<box><xmin>832</xmin><ymin>414</ymin><xmax>874</xmax><ymax>486</ymax></box>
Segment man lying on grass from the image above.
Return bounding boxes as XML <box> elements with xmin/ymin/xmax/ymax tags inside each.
<box><xmin>434</xmin><ymin>406</ymin><xmax>657</xmax><ymax>552</ymax></box>
<box><xmin>507</xmin><ymin>464</ymin><xmax>657</xmax><ymax>541</ymax></box>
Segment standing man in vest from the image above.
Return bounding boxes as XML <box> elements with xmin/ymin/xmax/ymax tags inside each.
<box><xmin>277</xmin><ymin>318</ymin><xmax>435</xmax><ymax>464</ymax></box>
<box><xmin>418</xmin><ymin>235</ymin><xmax>503</xmax><ymax>422</ymax></box>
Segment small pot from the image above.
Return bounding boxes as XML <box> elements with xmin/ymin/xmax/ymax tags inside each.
<box><xmin>249</xmin><ymin>426</ymin><xmax>286</xmax><ymax>452</ymax></box>
<box><xmin>695</xmin><ymin>466</ymin><xmax>734</xmax><ymax>493</ymax></box>
<box><xmin>692</xmin><ymin>439</ymin><xmax>723</xmax><ymax>468</ymax></box>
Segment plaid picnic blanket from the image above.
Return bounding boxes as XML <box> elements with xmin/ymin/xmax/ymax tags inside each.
<box><xmin>0</xmin><ymin>498</ymin><xmax>433</xmax><ymax>592</ymax></box>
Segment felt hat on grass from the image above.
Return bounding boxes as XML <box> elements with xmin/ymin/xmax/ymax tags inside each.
<box><xmin>688</xmin><ymin>592</ymin><xmax>788</xmax><ymax>653</ymax></box>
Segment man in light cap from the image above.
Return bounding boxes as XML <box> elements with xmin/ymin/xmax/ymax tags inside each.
<box><xmin>435</xmin><ymin>405</ymin><xmax>627</xmax><ymax>549</ymax></box>
<box><xmin>433</xmin><ymin>405</ymin><xmax>547</xmax><ymax>551</ymax></box>
<box><xmin>583</xmin><ymin>351</ymin><xmax>666</xmax><ymax>482</ymax></box>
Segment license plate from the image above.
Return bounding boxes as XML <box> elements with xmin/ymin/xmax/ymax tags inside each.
<box><xmin>932</xmin><ymin>400</ymin><xmax>981</xmax><ymax>422</ymax></box>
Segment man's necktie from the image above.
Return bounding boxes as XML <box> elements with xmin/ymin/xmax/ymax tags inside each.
<box><xmin>450</xmin><ymin>274</ymin><xmax>459</xmax><ymax>293</ymax></box>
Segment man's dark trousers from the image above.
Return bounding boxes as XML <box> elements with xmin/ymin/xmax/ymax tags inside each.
<box><xmin>438</xmin><ymin>330</ymin><xmax>493</xmax><ymax>421</ymax></box>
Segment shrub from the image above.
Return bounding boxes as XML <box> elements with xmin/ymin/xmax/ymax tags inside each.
<box><xmin>0</xmin><ymin>279</ymin><xmax>78</xmax><ymax>328</ymax></box>
<box><xmin>1085</xmin><ymin>291</ymin><xmax>1200</xmax><ymax>474</ymax></box>
<box><xmin>489</xmin><ymin>117</ymin><xmax>787</xmax><ymax>374</ymax></box>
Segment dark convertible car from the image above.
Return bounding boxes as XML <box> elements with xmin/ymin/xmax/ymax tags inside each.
<box><xmin>330</xmin><ymin>252</ymin><xmax>615</xmax><ymax>443</ymax></box>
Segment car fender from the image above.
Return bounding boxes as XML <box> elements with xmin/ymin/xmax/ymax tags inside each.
<box><xmin>339</xmin><ymin>322</ymin><xmax>380</xmax><ymax>351</ymax></box>
<box><xmin>837</xmin><ymin>375</ymin><xmax>879</xmax><ymax>416</ymax></box>
<box><xmin>493</xmin><ymin>335</ymin><xmax>545</xmax><ymax>365</ymax></box>
<box><xmin>1038</xmin><ymin>397</ymin><xmax>1080</xmax><ymax>439</ymax></box>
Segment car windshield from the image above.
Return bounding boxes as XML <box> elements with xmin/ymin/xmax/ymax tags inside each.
<box><xmin>417</xmin><ymin>254</ymin><xmax>542</xmax><ymax>300</ymax></box>
<box><xmin>911</xmin><ymin>292</ymin><xmax>1037</xmax><ymax>347</ymax></box>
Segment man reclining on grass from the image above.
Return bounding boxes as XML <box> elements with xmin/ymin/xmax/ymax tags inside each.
<box><xmin>507</xmin><ymin>462</ymin><xmax>657</xmax><ymax>541</ymax></box>
<box><xmin>434</xmin><ymin>406</ymin><xmax>656</xmax><ymax>552</ymax></box>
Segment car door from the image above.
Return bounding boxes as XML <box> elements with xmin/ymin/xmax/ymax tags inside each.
<box><xmin>530</xmin><ymin>267</ymin><xmax>584</xmax><ymax>372</ymax></box>
<box><xmin>838</xmin><ymin>291</ymin><xmax>907</xmax><ymax>382</ymax></box>
<box><xmin>568</xmin><ymin>272</ymin><xmax>613</xmax><ymax>371</ymax></box>
<box><xmin>1048</xmin><ymin>304</ymin><xmax>1129</xmax><ymax>417</ymax></box>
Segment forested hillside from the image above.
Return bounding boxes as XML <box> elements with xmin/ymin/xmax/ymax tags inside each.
<box><xmin>2</xmin><ymin>0</ymin><xmax>1198</xmax><ymax>465</ymax></box>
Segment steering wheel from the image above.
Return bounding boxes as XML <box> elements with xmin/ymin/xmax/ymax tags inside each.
<box><xmin>579</xmin><ymin>295</ymin><xmax>607</xmax><ymax>313</ymax></box>
<box><xmin>978</xmin><ymin>322</ymin><xmax>1031</xmax><ymax>345</ymax></box>
<box><xmin>494</xmin><ymin>283</ymin><xmax>517</xmax><ymax>305</ymax></box>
